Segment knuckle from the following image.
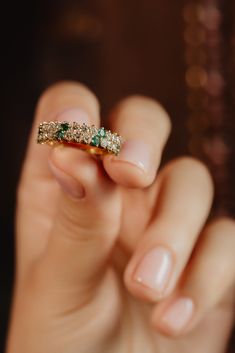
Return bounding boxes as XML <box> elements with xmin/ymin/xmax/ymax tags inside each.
<box><xmin>55</xmin><ymin>193</ymin><xmax>120</xmax><ymax>243</ymax></box>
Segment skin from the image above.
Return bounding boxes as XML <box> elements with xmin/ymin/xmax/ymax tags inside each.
<box><xmin>6</xmin><ymin>82</ymin><xmax>235</xmax><ymax>353</ymax></box>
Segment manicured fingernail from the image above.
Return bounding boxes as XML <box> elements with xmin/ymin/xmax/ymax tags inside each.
<box><xmin>114</xmin><ymin>140</ymin><xmax>152</xmax><ymax>173</ymax></box>
<box><xmin>49</xmin><ymin>161</ymin><xmax>85</xmax><ymax>199</ymax></box>
<box><xmin>134</xmin><ymin>247</ymin><xmax>172</xmax><ymax>294</ymax></box>
<box><xmin>160</xmin><ymin>297</ymin><xmax>194</xmax><ymax>333</ymax></box>
<box><xmin>56</xmin><ymin>107</ymin><xmax>90</xmax><ymax>124</ymax></box>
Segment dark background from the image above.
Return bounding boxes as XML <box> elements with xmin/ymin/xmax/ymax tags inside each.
<box><xmin>1</xmin><ymin>0</ymin><xmax>234</xmax><ymax>351</ymax></box>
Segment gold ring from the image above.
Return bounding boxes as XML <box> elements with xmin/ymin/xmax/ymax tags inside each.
<box><xmin>37</xmin><ymin>121</ymin><xmax>125</xmax><ymax>156</ymax></box>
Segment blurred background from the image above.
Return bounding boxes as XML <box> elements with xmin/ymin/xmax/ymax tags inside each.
<box><xmin>1</xmin><ymin>0</ymin><xmax>235</xmax><ymax>351</ymax></box>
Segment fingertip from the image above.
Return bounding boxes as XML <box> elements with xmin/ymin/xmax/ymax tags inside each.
<box><xmin>103</xmin><ymin>142</ymin><xmax>158</xmax><ymax>188</ymax></box>
<box><xmin>103</xmin><ymin>159</ymin><xmax>153</xmax><ymax>188</ymax></box>
<box><xmin>151</xmin><ymin>296</ymin><xmax>195</xmax><ymax>338</ymax></box>
<box><xmin>123</xmin><ymin>256</ymin><xmax>167</xmax><ymax>303</ymax></box>
<box><xmin>150</xmin><ymin>315</ymin><xmax>179</xmax><ymax>338</ymax></box>
<box><xmin>103</xmin><ymin>96</ymin><xmax>170</xmax><ymax>188</ymax></box>
<box><xmin>36</xmin><ymin>81</ymin><xmax>100</xmax><ymax>124</ymax></box>
<box><xmin>124</xmin><ymin>270</ymin><xmax>162</xmax><ymax>303</ymax></box>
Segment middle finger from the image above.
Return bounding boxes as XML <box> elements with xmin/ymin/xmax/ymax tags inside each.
<box><xmin>124</xmin><ymin>157</ymin><xmax>214</xmax><ymax>302</ymax></box>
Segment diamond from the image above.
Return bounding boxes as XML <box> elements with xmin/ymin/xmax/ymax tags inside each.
<box><xmin>64</xmin><ymin>130</ymin><xmax>74</xmax><ymax>141</ymax></box>
<box><xmin>83</xmin><ymin>133</ymin><xmax>92</xmax><ymax>144</ymax></box>
<box><xmin>100</xmin><ymin>138</ymin><xmax>108</xmax><ymax>148</ymax></box>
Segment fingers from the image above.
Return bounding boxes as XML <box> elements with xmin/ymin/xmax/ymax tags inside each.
<box><xmin>152</xmin><ymin>218</ymin><xmax>235</xmax><ymax>336</ymax></box>
<box><xmin>36</xmin><ymin>145</ymin><xmax>122</xmax><ymax>298</ymax></box>
<box><xmin>20</xmin><ymin>82</ymin><xmax>122</xmax><ymax>301</ymax></box>
<box><xmin>124</xmin><ymin>157</ymin><xmax>214</xmax><ymax>301</ymax></box>
<box><xmin>103</xmin><ymin>96</ymin><xmax>171</xmax><ymax>188</ymax></box>
<box><xmin>17</xmin><ymin>81</ymin><xmax>101</xmax><ymax>273</ymax></box>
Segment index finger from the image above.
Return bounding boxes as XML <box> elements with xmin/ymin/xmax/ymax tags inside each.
<box><xmin>17</xmin><ymin>82</ymin><xmax>101</xmax><ymax>272</ymax></box>
<box><xmin>20</xmin><ymin>81</ymin><xmax>100</xmax><ymax>187</ymax></box>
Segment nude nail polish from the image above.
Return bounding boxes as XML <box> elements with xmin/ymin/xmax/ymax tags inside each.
<box><xmin>134</xmin><ymin>247</ymin><xmax>172</xmax><ymax>294</ymax></box>
<box><xmin>160</xmin><ymin>297</ymin><xmax>194</xmax><ymax>333</ymax></box>
<box><xmin>114</xmin><ymin>140</ymin><xmax>152</xmax><ymax>173</ymax></box>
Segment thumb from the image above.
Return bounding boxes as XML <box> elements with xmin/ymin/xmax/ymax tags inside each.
<box><xmin>35</xmin><ymin>145</ymin><xmax>121</xmax><ymax>305</ymax></box>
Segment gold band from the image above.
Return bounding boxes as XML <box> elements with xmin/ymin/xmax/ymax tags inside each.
<box><xmin>37</xmin><ymin>121</ymin><xmax>124</xmax><ymax>156</ymax></box>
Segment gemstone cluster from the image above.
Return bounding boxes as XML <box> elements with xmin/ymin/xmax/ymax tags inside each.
<box><xmin>37</xmin><ymin>121</ymin><xmax>124</xmax><ymax>156</ymax></box>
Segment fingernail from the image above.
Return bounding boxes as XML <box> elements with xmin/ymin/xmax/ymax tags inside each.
<box><xmin>160</xmin><ymin>297</ymin><xmax>194</xmax><ymax>333</ymax></box>
<box><xmin>49</xmin><ymin>161</ymin><xmax>85</xmax><ymax>199</ymax></box>
<box><xmin>134</xmin><ymin>247</ymin><xmax>172</xmax><ymax>294</ymax></box>
<box><xmin>114</xmin><ymin>140</ymin><xmax>152</xmax><ymax>173</ymax></box>
<box><xmin>55</xmin><ymin>107</ymin><xmax>90</xmax><ymax>124</ymax></box>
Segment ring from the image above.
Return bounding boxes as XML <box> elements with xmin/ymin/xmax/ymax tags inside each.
<box><xmin>37</xmin><ymin>121</ymin><xmax>125</xmax><ymax>156</ymax></box>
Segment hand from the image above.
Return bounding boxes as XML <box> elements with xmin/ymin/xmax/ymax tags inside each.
<box><xmin>7</xmin><ymin>82</ymin><xmax>235</xmax><ymax>353</ymax></box>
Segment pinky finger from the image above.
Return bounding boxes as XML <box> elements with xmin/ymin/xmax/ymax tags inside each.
<box><xmin>152</xmin><ymin>218</ymin><xmax>235</xmax><ymax>337</ymax></box>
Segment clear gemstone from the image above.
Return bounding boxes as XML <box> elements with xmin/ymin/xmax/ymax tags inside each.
<box><xmin>100</xmin><ymin>138</ymin><xmax>108</xmax><ymax>148</ymax></box>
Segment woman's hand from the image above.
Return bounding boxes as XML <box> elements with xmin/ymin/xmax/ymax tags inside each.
<box><xmin>7</xmin><ymin>82</ymin><xmax>235</xmax><ymax>353</ymax></box>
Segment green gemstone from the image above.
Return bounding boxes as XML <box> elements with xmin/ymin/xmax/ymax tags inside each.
<box><xmin>61</xmin><ymin>122</ymin><xmax>69</xmax><ymax>131</ymax></box>
<box><xmin>98</xmin><ymin>127</ymin><xmax>106</xmax><ymax>137</ymax></box>
<box><xmin>56</xmin><ymin>130</ymin><xmax>65</xmax><ymax>140</ymax></box>
<box><xmin>91</xmin><ymin>135</ymin><xmax>100</xmax><ymax>147</ymax></box>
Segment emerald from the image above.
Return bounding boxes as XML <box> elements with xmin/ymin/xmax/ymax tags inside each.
<box><xmin>91</xmin><ymin>135</ymin><xmax>100</xmax><ymax>147</ymax></box>
<box><xmin>98</xmin><ymin>127</ymin><xmax>106</xmax><ymax>137</ymax></box>
<box><xmin>56</xmin><ymin>122</ymin><xmax>69</xmax><ymax>140</ymax></box>
<box><xmin>56</xmin><ymin>130</ymin><xmax>65</xmax><ymax>140</ymax></box>
<box><xmin>61</xmin><ymin>122</ymin><xmax>69</xmax><ymax>131</ymax></box>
